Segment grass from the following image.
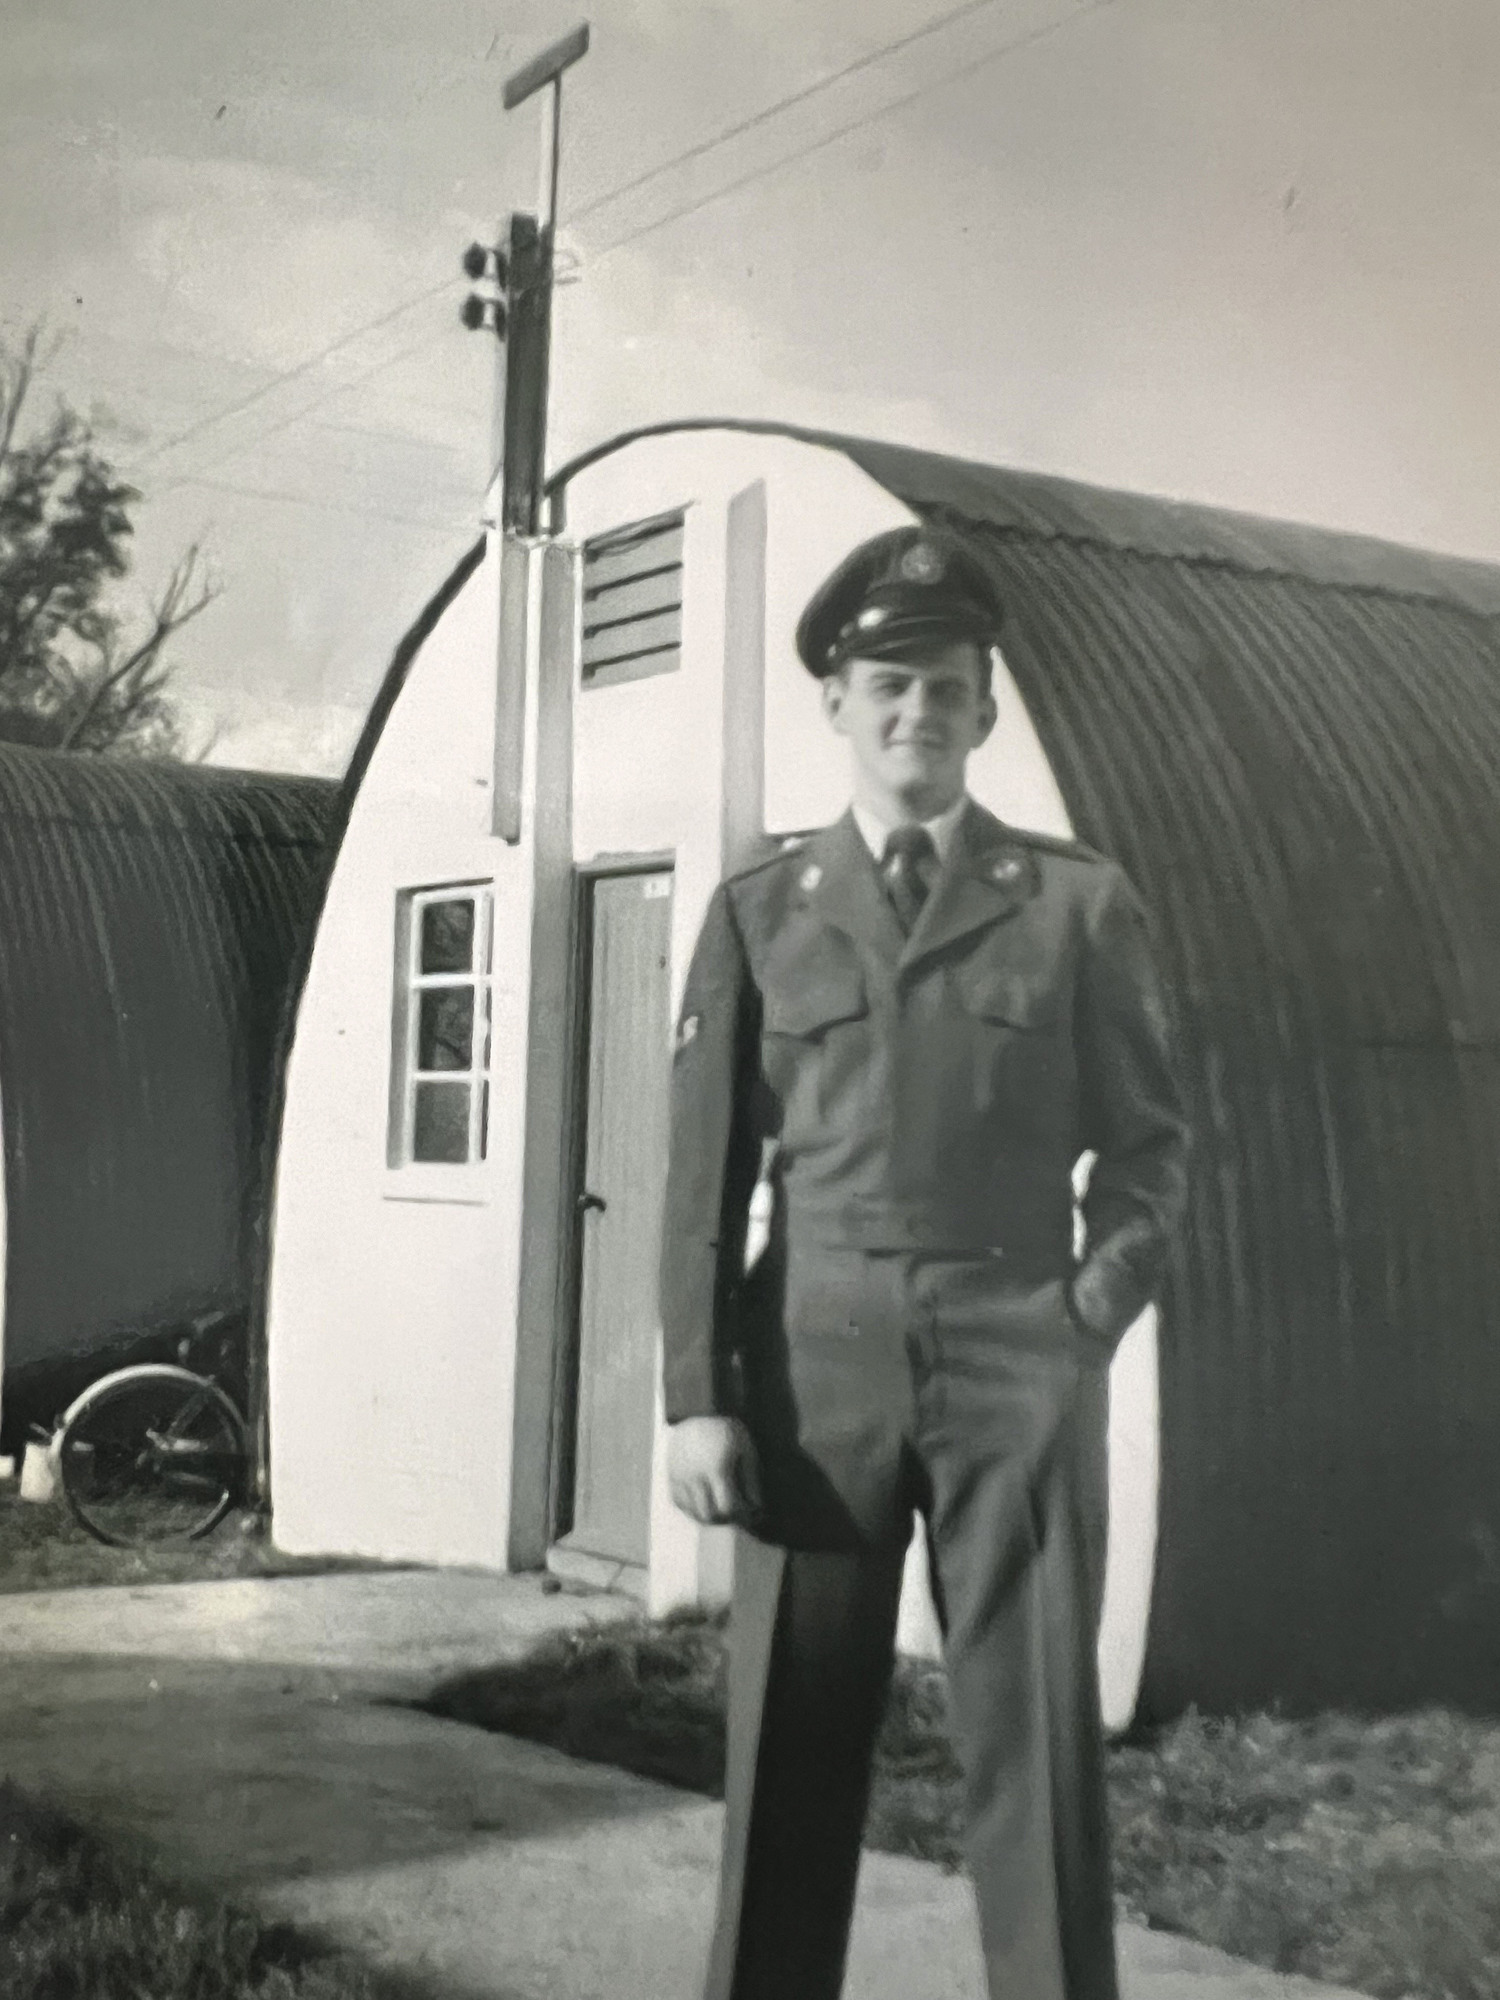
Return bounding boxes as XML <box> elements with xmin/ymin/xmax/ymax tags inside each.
<box><xmin>0</xmin><ymin>1482</ymin><xmax>387</xmax><ymax>1595</ymax></box>
<box><xmin>1110</xmin><ymin>1709</ymin><xmax>1500</xmax><ymax>2000</ymax></box>
<box><xmin>0</xmin><ymin>1782</ymin><xmax>384</xmax><ymax>2000</ymax></box>
<box><xmin>424</xmin><ymin>1611</ymin><xmax>1500</xmax><ymax>2000</ymax></box>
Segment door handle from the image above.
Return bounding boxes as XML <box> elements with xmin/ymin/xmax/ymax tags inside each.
<box><xmin>577</xmin><ymin>1191</ymin><xmax>607</xmax><ymax>1215</ymax></box>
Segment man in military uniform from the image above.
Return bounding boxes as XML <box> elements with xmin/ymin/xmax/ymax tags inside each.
<box><xmin>659</xmin><ymin>525</ymin><xmax>1188</xmax><ymax>2000</ymax></box>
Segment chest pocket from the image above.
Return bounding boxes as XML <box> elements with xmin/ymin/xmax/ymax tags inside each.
<box><xmin>763</xmin><ymin>967</ymin><xmax>868</xmax><ymax>1038</ymax></box>
<box><xmin>953</xmin><ymin>964</ymin><xmax>1061</xmax><ymax>1033</ymax></box>
<box><xmin>761</xmin><ymin>930</ymin><xmax>869</xmax><ymax>1039</ymax></box>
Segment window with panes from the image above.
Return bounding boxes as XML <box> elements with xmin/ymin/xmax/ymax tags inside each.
<box><xmin>391</xmin><ymin>886</ymin><xmax>493</xmax><ymax>1165</ymax></box>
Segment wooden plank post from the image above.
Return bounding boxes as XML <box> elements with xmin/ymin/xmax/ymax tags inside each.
<box><xmin>493</xmin><ymin>530</ymin><xmax>532</xmax><ymax>843</ymax></box>
<box><xmin>491</xmin><ymin>24</ymin><xmax>589</xmax><ymax>843</ymax></box>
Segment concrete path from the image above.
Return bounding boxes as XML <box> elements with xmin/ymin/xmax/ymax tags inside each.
<box><xmin>0</xmin><ymin>1570</ymin><xmax>1370</xmax><ymax>2000</ymax></box>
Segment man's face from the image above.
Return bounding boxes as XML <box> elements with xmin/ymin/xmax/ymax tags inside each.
<box><xmin>821</xmin><ymin>640</ymin><xmax>997</xmax><ymax>817</ymax></box>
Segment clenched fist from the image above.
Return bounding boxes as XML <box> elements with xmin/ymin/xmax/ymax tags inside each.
<box><xmin>667</xmin><ymin>1416</ymin><xmax>763</xmax><ymax>1526</ymax></box>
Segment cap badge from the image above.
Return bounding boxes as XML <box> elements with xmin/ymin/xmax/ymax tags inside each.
<box><xmin>799</xmin><ymin>863</ymin><xmax>823</xmax><ymax>893</ymax></box>
<box><xmin>898</xmin><ymin>541</ymin><xmax>943</xmax><ymax>584</ymax></box>
<box><xmin>855</xmin><ymin>604</ymin><xmax>887</xmax><ymax>630</ymax></box>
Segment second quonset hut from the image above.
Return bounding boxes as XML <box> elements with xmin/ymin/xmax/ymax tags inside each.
<box><xmin>0</xmin><ymin>746</ymin><xmax>336</xmax><ymax>1447</ymax></box>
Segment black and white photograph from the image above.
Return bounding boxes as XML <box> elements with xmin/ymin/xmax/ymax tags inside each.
<box><xmin>2</xmin><ymin>5</ymin><xmax>1498</xmax><ymax>1997</ymax></box>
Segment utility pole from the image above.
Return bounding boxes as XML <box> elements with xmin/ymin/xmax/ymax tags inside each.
<box><xmin>499</xmin><ymin>20</ymin><xmax>589</xmax><ymax>534</ymax></box>
<box><xmin>461</xmin><ymin>22</ymin><xmax>589</xmax><ymax>841</ymax></box>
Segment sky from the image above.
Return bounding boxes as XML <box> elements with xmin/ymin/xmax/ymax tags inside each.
<box><xmin>3</xmin><ymin>0</ymin><xmax>1498</xmax><ymax>773</ymax></box>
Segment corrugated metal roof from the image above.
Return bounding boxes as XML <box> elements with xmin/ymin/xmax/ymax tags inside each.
<box><xmin>949</xmin><ymin>530</ymin><xmax>1500</xmax><ymax>1717</ymax></box>
<box><xmin>0</xmin><ymin>745</ymin><xmax>336</xmax><ymax>1432</ymax></box>
<box><xmin>554</xmin><ymin>424</ymin><xmax>1500</xmax><ymax>1714</ymax></box>
<box><xmin>551</xmin><ymin>419</ymin><xmax>1500</xmax><ymax>614</ymax></box>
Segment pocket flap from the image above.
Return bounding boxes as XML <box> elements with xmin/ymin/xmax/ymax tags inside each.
<box><xmin>763</xmin><ymin>972</ymin><xmax>868</xmax><ymax>1037</ymax></box>
<box><xmin>955</xmin><ymin>967</ymin><xmax>1059</xmax><ymax>1030</ymax></box>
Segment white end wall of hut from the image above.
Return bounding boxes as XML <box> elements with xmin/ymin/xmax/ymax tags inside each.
<box><xmin>267</xmin><ymin>536</ymin><xmax>530</xmax><ymax>1567</ymax></box>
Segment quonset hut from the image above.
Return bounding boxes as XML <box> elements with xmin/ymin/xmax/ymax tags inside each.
<box><xmin>0</xmin><ymin>745</ymin><xmax>336</xmax><ymax>1447</ymax></box>
<box><xmin>266</xmin><ymin>422</ymin><xmax>1500</xmax><ymax>1722</ymax></box>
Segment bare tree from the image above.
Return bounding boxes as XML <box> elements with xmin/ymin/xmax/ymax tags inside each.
<box><xmin>0</xmin><ymin>325</ymin><xmax>219</xmax><ymax>758</ymax></box>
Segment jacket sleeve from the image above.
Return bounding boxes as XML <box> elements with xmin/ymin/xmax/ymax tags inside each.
<box><xmin>658</xmin><ymin>882</ymin><xmax>763</xmax><ymax>1422</ymax></box>
<box><xmin>1068</xmin><ymin>864</ymin><xmax>1190</xmax><ymax>1354</ymax></box>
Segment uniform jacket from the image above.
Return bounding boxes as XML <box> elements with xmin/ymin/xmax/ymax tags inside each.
<box><xmin>659</xmin><ymin>800</ymin><xmax>1189</xmax><ymax>1424</ymax></box>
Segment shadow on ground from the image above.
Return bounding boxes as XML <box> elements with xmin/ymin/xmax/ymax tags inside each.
<box><xmin>0</xmin><ymin>1651</ymin><xmax>690</xmax><ymax>1895</ymax></box>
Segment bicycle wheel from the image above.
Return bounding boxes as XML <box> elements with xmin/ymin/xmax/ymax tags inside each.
<box><xmin>57</xmin><ymin>1365</ymin><xmax>247</xmax><ymax>1547</ymax></box>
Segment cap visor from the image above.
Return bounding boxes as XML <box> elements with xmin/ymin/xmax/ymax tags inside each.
<box><xmin>830</xmin><ymin>608</ymin><xmax>993</xmax><ymax>667</ymax></box>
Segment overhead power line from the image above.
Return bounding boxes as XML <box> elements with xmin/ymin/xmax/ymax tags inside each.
<box><xmin>564</xmin><ymin>0</ymin><xmax>1016</xmax><ymax>229</ymax></box>
<box><xmin>136</xmin><ymin>0</ymin><xmax>1111</xmax><ymax>497</ymax></box>
<box><xmin>133</xmin><ymin>277</ymin><xmax>454</xmax><ymax>470</ymax></box>
<box><xmin>588</xmin><ymin>0</ymin><xmax>1112</xmax><ymax>263</ymax></box>
<box><xmin>175</xmin><ymin>473</ymin><xmax>473</xmax><ymax>535</ymax></box>
<box><xmin>133</xmin><ymin>1</ymin><xmax>1077</xmax><ymax>479</ymax></box>
<box><xmin>154</xmin><ymin>329</ymin><xmax>448</xmax><ymax>496</ymax></box>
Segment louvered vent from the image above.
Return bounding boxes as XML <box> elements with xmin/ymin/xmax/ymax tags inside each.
<box><xmin>581</xmin><ymin>508</ymin><xmax>685</xmax><ymax>687</ymax></box>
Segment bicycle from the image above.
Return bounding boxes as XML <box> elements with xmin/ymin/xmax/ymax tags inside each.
<box><xmin>53</xmin><ymin>1313</ymin><xmax>251</xmax><ymax>1548</ymax></box>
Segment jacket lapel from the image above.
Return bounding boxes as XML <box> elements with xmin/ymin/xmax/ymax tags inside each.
<box><xmin>899</xmin><ymin>801</ymin><xmax>1039</xmax><ymax>970</ymax></box>
<box><xmin>795</xmin><ymin>810</ymin><xmax>905</xmax><ymax>963</ymax></box>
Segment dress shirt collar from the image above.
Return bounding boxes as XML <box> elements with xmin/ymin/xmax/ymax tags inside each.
<box><xmin>852</xmin><ymin>792</ymin><xmax>970</xmax><ymax>867</ymax></box>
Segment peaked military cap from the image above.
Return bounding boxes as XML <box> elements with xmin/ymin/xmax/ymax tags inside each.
<box><xmin>795</xmin><ymin>525</ymin><xmax>1004</xmax><ymax>678</ymax></box>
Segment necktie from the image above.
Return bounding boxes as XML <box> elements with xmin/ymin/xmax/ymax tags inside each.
<box><xmin>881</xmin><ymin>824</ymin><xmax>936</xmax><ymax>932</ymax></box>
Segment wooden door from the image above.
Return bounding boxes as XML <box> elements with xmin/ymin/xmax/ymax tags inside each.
<box><xmin>561</xmin><ymin>867</ymin><xmax>673</xmax><ymax>1572</ymax></box>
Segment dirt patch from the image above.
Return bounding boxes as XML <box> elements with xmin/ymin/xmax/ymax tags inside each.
<box><xmin>0</xmin><ymin>1483</ymin><xmax>388</xmax><ymax>1595</ymax></box>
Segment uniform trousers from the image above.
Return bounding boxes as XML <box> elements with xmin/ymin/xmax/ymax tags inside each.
<box><xmin>704</xmin><ymin>1237</ymin><xmax>1116</xmax><ymax>2000</ymax></box>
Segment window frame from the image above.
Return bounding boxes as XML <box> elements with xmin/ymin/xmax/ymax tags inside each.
<box><xmin>386</xmin><ymin>882</ymin><xmax>495</xmax><ymax>1198</ymax></box>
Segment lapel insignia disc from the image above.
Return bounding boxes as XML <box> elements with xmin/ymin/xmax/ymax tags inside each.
<box><xmin>675</xmin><ymin>1013</ymin><xmax>700</xmax><ymax>1053</ymax></box>
<box><xmin>991</xmin><ymin>854</ymin><xmax>1024</xmax><ymax>884</ymax></box>
<box><xmin>899</xmin><ymin>540</ymin><xmax>943</xmax><ymax>583</ymax></box>
<box><xmin>799</xmin><ymin>863</ymin><xmax>824</xmax><ymax>893</ymax></box>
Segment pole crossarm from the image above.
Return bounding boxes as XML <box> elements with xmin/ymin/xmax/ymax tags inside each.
<box><xmin>502</xmin><ymin>23</ymin><xmax>590</xmax><ymax>110</ymax></box>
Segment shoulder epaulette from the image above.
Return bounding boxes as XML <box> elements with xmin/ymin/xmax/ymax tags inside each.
<box><xmin>1003</xmin><ymin>824</ymin><xmax>1106</xmax><ymax>864</ymax></box>
<box><xmin>724</xmin><ymin>833</ymin><xmax>812</xmax><ymax>885</ymax></box>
